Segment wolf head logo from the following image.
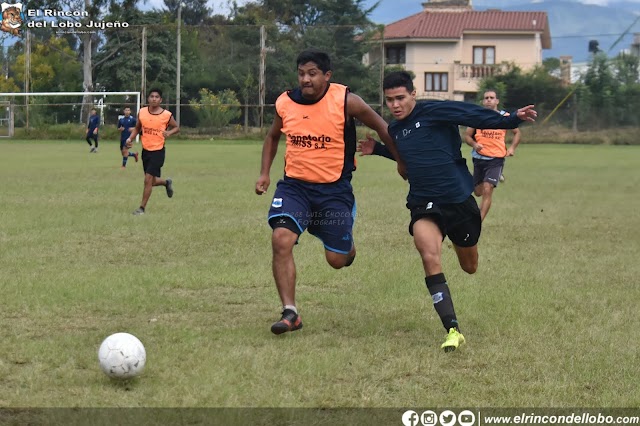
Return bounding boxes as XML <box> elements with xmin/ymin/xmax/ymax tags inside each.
<box><xmin>1</xmin><ymin>3</ymin><xmax>24</xmax><ymax>36</ymax></box>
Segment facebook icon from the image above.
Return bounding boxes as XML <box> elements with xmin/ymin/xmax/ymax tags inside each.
<box><xmin>402</xmin><ymin>410</ymin><xmax>420</xmax><ymax>426</ymax></box>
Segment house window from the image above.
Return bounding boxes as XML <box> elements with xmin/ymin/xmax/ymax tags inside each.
<box><xmin>473</xmin><ymin>46</ymin><xmax>495</xmax><ymax>64</ymax></box>
<box><xmin>386</xmin><ymin>45</ymin><xmax>406</xmax><ymax>64</ymax></box>
<box><xmin>425</xmin><ymin>72</ymin><xmax>448</xmax><ymax>92</ymax></box>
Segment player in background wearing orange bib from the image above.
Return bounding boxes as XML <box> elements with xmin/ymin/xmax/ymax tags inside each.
<box><xmin>255</xmin><ymin>49</ymin><xmax>406</xmax><ymax>335</ymax></box>
<box><xmin>464</xmin><ymin>89</ymin><xmax>521</xmax><ymax>222</ymax></box>
<box><xmin>125</xmin><ymin>88</ymin><xmax>180</xmax><ymax>216</ymax></box>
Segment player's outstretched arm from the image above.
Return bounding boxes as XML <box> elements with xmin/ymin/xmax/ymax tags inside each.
<box><xmin>516</xmin><ymin>105</ymin><xmax>537</xmax><ymax>122</ymax></box>
<box><xmin>347</xmin><ymin>93</ymin><xmax>407</xmax><ymax>180</ymax></box>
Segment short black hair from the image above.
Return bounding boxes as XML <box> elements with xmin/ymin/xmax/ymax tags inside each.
<box><xmin>148</xmin><ymin>88</ymin><xmax>163</xmax><ymax>98</ymax></box>
<box><xmin>383</xmin><ymin>71</ymin><xmax>414</xmax><ymax>92</ymax></box>
<box><xmin>484</xmin><ymin>89</ymin><xmax>500</xmax><ymax>98</ymax></box>
<box><xmin>296</xmin><ymin>49</ymin><xmax>332</xmax><ymax>73</ymax></box>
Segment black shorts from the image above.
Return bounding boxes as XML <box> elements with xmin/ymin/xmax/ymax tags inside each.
<box><xmin>408</xmin><ymin>195</ymin><xmax>481</xmax><ymax>247</ymax></box>
<box><xmin>473</xmin><ymin>157</ymin><xmax>505</xmax><ymax>187</ymax></box>
<box><xmin>141</xmin><ymin>148</ymin><xmax>165</xmax><ymax>177</ymax></box>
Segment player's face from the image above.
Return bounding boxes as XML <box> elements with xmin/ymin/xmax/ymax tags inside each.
<box><xmin>147</xmin><ymin>92</ymin><xmax>162</xmax><ymax>107</ymax></box>
<box><xmin>384</xmin><ymin>86</ymin><xmax>417</xmax><ymax>120</ymax></box>
<box><xmin>123</xmin><ymin>108</ymin><xmax>131</xmax><ymax>116</ymax></box>
<box><xmin>297</xmin><ymin>62</ymin><xmax>331</xmax><ymax>100</ymax></box>
<box><xmin>483</xmin><ymin>91</ymin><xmax>499</xmax><ymax>110</ymax></box>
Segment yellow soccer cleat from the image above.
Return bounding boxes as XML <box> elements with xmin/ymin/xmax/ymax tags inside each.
<box><xmin>441</xmin><ymin>328</ymin><xmax>465</xmax><ymax>353</ymax></box>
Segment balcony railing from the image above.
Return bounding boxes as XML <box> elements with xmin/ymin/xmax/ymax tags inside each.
<box><xmin>455</xmin><ymin>63</ymin><xmax>508</xmax><ymax>80</ymax></box>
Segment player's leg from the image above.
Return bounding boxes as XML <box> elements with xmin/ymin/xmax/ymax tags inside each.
<box><xmin>120</xmin><ymin>140</ymin><xmax>129</xmax><ymax>168</ymax></box>
<box><xmin>86</xmin><ymin>132</ymin><xmax>96</xmax><ymax>152</ymax></box>
<box><xmin>93</xmin><ymin>133</ymin><xmax>99</xmax><ymax>150</ymax></box>
<box><xmin>478</xmin><ymin>182</ymin><xmax>494</xmax><ymax>222</ymax></box>
<box><xmin>479</xmin><ymin>158</ymin><xmax>504</xmax><ymax>222</ymax></box>
<box><xmin>446</xmin><ymin>195</ymin><xmax>482</xmax><ymax>275</ymax></box>
<box><xmin>311</xmin><ymin>190</ymin><xmax>357</xmax><ymax>269</ymax></box>
<box><xmin>134</xmin><ymin>149</ymin><xmax>162</xmax><ymax>214</ymax></box>
<box><xmin>267</xmin><ymin>181</ymin><xmax>309</xmax><ymax>334</ymax></box>
<box><xmin>410</xmin><ymin>204</ymin><xmax>464</xmax><ymax>352</ymax></box>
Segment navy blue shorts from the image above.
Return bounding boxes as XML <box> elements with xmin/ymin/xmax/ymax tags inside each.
<box><xmin>408</xmin><ymin>195</ymin><xmax>481</xmax><ymax>247</ymax></box>
<box><xmin>267</xmin><ymin>178</ymin><xmax>356</xmax><ymax>254</ymax></box>
<box><xmin>120</xmin><ymin>139</ymin><xmax>129</xmax><ymax>150</ymax></box>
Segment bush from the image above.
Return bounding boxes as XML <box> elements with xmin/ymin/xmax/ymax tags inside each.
<box><xmin>188</xmin><ymin>89</ymin><xmax>241</xmax><ymax>133</ymax></box>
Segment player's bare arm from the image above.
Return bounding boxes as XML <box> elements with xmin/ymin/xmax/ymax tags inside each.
<box><xmin>464</xmin><ymin>127</ymin><xmax>484</xmax><ymax>152</ymax></box>
<box><xmin>346</xmin><ymin>93</ymin><xmax>407</xmax><ymax>180</ymax></box>
<box><xmin>255</xmin><ymin>114</ymin><xmax>283</xmax><ymax>195</ymax></box>
<box><xmin>507</xmin><ymin>128</ymin><xmax>522</xmax><ymax>156</ymax></box>
<box><xmin>162</xmin><ymin>116</ymin><xmax>180</xmax><ymax>138</ymax></box>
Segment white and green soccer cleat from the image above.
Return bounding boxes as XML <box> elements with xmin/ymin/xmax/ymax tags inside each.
<box><xmin>441</xmin><ymin>328</ymin><xmax>465</xmax><ymax>353</ymax></box>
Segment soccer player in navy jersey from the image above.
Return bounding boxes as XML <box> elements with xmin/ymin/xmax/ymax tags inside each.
<box><xmin>358</xmin><ymin>71</ymin><xmax>536</xmax><ymax>352</ymax></box>
<box><xmin>86</xmin><ymin>109</ymin><xmax>100</xmax><ymax>153</ymax></box>
<box><xmin>118</xmin><ymin>107</ymin><xmax>138</xmax><ymax>168</ymax></box>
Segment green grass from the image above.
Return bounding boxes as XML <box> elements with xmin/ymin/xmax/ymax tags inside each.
<box><xmin>0</xmin><ymin>139</ymin><xmax>639</xmax><ymax>409</ymax></box>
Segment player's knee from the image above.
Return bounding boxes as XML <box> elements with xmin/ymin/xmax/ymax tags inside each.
<box><xmin>271</xmin><ymin>227</ymin><xmax>297</xmax><ymax>254</ymax></box>
<box><xmin>460</xmin><ymin>258</ymin><xmax>478</xmax><ymax>274</ymax></box>
<box><xmin>325</xmin><ymin>252</ymin><xmax>348</xmax><ymax>269</ymax></box>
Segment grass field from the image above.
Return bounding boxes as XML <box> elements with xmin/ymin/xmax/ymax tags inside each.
<box><xmin>1</xmin><ymin>139</ymin><xmax>639</xmax><ymax>412</ymax></box>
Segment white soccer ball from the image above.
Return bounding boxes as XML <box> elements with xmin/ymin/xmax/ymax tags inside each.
<box><xmin>98</xmin><ymin>332</ymin><xmax>146</xmax><ymax>379</ymax></box>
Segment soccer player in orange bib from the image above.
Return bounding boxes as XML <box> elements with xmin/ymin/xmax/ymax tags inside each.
<box><xmin>255</xmin><ymin>49</ymin><xmax>406</xmax><ymax>335</ymax></box>
<box><xmin>125</xmin><ymin>88</ymin><xmax>179</xmax><ymax>216</ymax></box>
<box><xmin>465</xmin><ymin>89</ymin><xmax>522</xmax><ymax>222</ymax></box>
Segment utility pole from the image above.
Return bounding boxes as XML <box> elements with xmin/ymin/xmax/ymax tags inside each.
<box><xmin>25</xmin><ymin>29</ymin><xmax>30</xmax><ymax>130</ymax></box>
<box><xmin>141</xmin><ymin>26</ymin><xmax>147</xmax><ymax>102</ymax></box>
<box><xmin>176</xmin><ymin>3</ymin><xmax>183</xmax><ymax>125</ymax></box>
<box><xmin>259</xmin><ymin>25</ymin><xmax>266</xmax><ymax>131</ymax></box>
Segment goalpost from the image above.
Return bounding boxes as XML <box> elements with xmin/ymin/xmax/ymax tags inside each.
<box><xmin>0</xmin><ymin>91</ymin><xmax>141</xmax><ymax>140</ymax></box>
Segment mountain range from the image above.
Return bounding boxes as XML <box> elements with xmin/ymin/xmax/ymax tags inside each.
<box><xmin>366</xmin><ymin>0</ymin><xmax>640</xmax><ymax>61</ymax></box>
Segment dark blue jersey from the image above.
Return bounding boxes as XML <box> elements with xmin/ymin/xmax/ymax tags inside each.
<box><xmin>374</xmin><ymin>101</ymin><xmax>523</xmax><ymax>205</ymax></box>
<box><xmin>118</xmin><ymin>116</ymin><xmax>136</xmax><ymax>141</ymax></box>
<box><xmin>87</xmin><ymin>114</ymin><xmax>100</xmax><ymax>131</ymax></box>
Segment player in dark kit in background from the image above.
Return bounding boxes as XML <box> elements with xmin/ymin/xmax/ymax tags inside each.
<box><xmin>255</xmin><ymin>49</ymin><xmax>406</xmax><ymax>335</ymax></box>
<box><xmin>86</xmin><ymin>108</ymin><xmax>100</xmax><ymax>153</ymax></box>
<box><xmin>118</xmin><ymin>107</ymin><xmax>139</xmax><ymax>169</ymax></box>
<box><xmin>358</xmin><ymin>71</ymin><xmax>536</xmax><ymax>352</ymax></box>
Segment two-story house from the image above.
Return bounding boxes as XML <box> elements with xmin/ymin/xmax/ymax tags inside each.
<box><xmin>370</xmin><ymin>0</ymin><xmax>551</xmax><ymax>102</ymax></box>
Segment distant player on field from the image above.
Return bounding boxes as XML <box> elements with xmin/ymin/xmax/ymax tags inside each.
<box><xmin>464</xmin><ymin>89</ymin><xmax>522</xmax><ymax>221</ymax></box>
<box><xmin>358</xmin><ymin>72</ymin><xmax>536</xmax><ymax>352</ymax></box>
<box><xmin>125</xmin><ymin>88</ymin><xmax>179</xmax><ymax>216</ymax></box>
<box><xmin>255</xmin><ymin>49</ymin><xmax>406</xmax><ymax>335</ymax></box>
<box><xmin>118</xmin><ymin>107</ymin><xmax>139</xmax><ymax>169</ymax></box>
<box><xmin>86</xmin><ymin>108</ymin><xmax>100</xmax><ymax>153</ymax></box>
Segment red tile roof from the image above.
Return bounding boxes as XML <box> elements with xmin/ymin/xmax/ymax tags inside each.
<box><xmin>385</xmin><ymin>11</ymin><xmax>551</xmax><ymax>48</ymax></box>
